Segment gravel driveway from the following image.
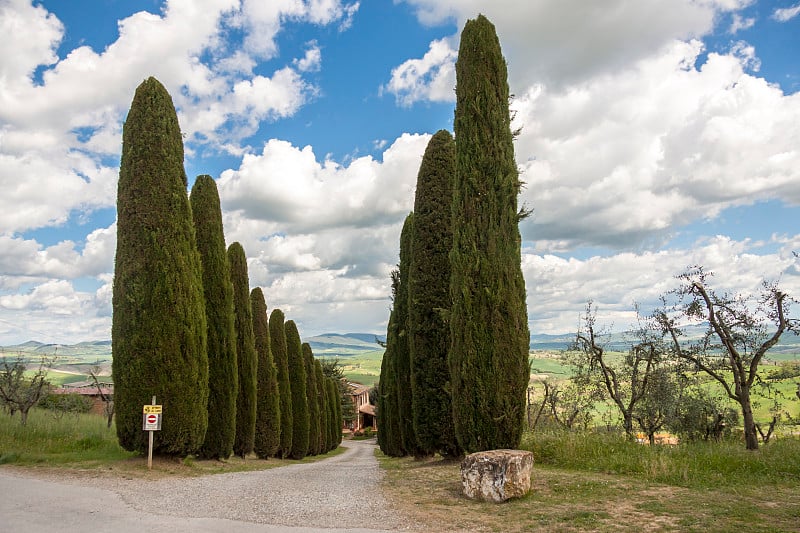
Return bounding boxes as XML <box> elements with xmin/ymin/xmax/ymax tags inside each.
<box><xmin>0</xmin><ymin>439</ymin><xmax>415</xmax><ymax>533</ymax></box>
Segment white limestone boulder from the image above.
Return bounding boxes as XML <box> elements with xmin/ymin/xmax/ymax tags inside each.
<box><xmin>460</xmin><ymin>449</ymin><xmax>534</xmax><ymax>503</ymax></box>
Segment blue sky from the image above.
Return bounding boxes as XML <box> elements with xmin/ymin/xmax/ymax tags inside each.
<box><xmin>0</xmin><ymin>0</ymin><xmax>799</xmax><ymax>345</ymax></box>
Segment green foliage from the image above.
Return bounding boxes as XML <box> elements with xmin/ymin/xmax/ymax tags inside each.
<box><xmin>408</xmin><ymin>130</ymin><xmax>460</xmax><ymax>457</ymax></box>
<box><xmin>314</xmin><ymin>359</ymin><xmax>328</xmax><ymax>454</ymax></box>
<box><xmin>666</xmin><ymin>385</ymin><xmax>739</xmax><ymax>442</ymax></box>
<box><xmin>656</xmin><ymin>266</ymin><xmax>795</xmax><ymax>450</ymax></box>
<box><xmin>191</xmin><ymin>174</ymin><xmax>237</xmax><ymax>460</ymax></box>
<box><xmin>303</xmin><ymin>343</ymin><xmax>321</xmax><ymax>456</ymax></box>
<box><xmin>113</xmin><ymin>76</ymin><xmax>208</xmax><ymax>455</ymax></box>
<box><xmin>0</xmin><ymin>355</ymin><xmax>53</xmax><ymax>425</ymax></box>
<box><xmin>285</xmin><ymin>320</ymin><xmax>309</xmax><ymax>459</ymax></box>
<box><xmin>229</xmin><ymin>242</ymin><xmax>257</xmax><ymax>458</ymax></box>
<box><xmin>270</xmin><ymin>308</ymin><xmax>293</xmax><ymax>458</ymax></box>
<box><xmin>450</xmin><ymin>15</ymin><xmax>530</xmax><ymax>453</ymax></box>
<box><xmin>378</xmin><ymin>313</ymin><xmax>405</xmax><ymax>457</ymax></box>
<box><xmin>251</xmin><ymin>288</ymin><xmax>281</xmax><ymax>459</ymax></box>
<box><xmin>0</xmin><ymin>408</ymin><xmax>135</xmax><ymax>465</ymax></box>
<box><xmin>38</xmin><ymin>393</ymin><xmax>93</xmax><ymax>417</ymax></box>
<box><xmin>394</xmin><ymin>214</ymin><xmax>422</xmax><ymax>456</ymax></box>
<box><xmin>321</xmin><ymin>358</ymin><xmax>355</xmax><ymax>425</ymax></box>
<box><xmin>522</xmin><ymin>429</ymin><xmax>800</xmax><ymax>489</ymax></box>
<box><xmin>768</xmin><ymin>361</ymin><xmax>800</xmax><ymax>380</ymax></box>
<box><xmin>322</xmin><ymin>376</ymin><xmax>334</xmax><ymax>452</ymax></box>
<box><xmin>320</xmin><ymin>374</ymin><xmax>342</xmax><ymax>450</ymax></box>
<box><xmin>329</xmin><ymin>377</ymin><xmax>343</xmax><ymax>446</ymax></box>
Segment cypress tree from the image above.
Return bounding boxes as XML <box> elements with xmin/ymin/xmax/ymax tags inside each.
<box><xmin>314</xmin><ymin>359</ymin><xmax>328</xmax><ymax>454</ymax></box>
<box><xmin>286</xmin><ymin>320</ymin><xmax>309</xmax><ymax>459</ymax></box>
<box><xmin>302</xmin><ymin>343</ymin><xmax>321</xmax><ymax>456</ymax></box>
<box><xmin>113</xmin><ymin>76</ymin><xmax>208</xmax><ymax>455</ymax></box>
<box><xmin>270</xmin><ymin>308</ymin><xmax>293</xmax><ymax>458</ymax></box>
<box><xmin>378</xmin><ymin>280</ymin><xmax>406</xmax><ymax>457</ymax></box>
<box><xmin>450</xmin><ymin>15</ymin><xmax>531</xmax><ymax>453</ymax></box>
<box><xmin>251</xmin><ymin>287</ymin><xmax>281</xmax><ymax>459</ymax></box>
<box><xmin>408</xmin><ymin>130</ymin><xmax>460</xmax><ymax>457</ymax></box>
<box><xmin>320</xmin><ymin>376</ymin><xmax>331</xmax><ymax>452</ymax></box>
<box><xmin>333</xmin><ymin>376</ymin><xmax>342</xmax><ymax>449</ymax></box>
<box><xmin>394</xmin><ymin>214</ymin><xmax>422</xmax><ymax>456</ymax></box>
<box><xmin>326</xmin><ymin>377</ymin><xmax>341</xmax><ymax>448</ymax></box>
<box><xmin>229</xmin><ymin>242</ymin><xmax>257</xmax><ymax>458</ymax></box>
<box><xmin>191</xmin><ymin>174</ymin><xmax>237</xmax><ymax>460</ymax></box>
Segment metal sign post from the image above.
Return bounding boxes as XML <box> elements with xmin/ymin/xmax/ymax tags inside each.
<box><xmin>143</xmin><ymin>396</ymin><xmax>162</xmax><ymax>470</ymax></box>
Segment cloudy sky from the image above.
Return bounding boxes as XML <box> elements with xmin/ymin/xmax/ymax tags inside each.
<box><xmin>1</xmin><ymin>0</ymin><xmax>799</xmax><ymax>345</ymax></box>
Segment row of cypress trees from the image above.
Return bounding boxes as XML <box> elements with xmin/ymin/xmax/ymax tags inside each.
<box><xmin>112</xmin><ymin>76</ymin><xmax>341</xmax><ymax>459</ymax></box>
<box><xmin>378</xmin><ymin>14</ymin><xmax>530</xmax><ymax>456</ymax></box>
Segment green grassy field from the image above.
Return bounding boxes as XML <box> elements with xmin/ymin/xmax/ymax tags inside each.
<box><xmin>0</xmin><ymin>408</ymin><xmax>133</xmax><ymax>466</ymax></box>
<box><xmin>331</xmin><ymin>350</ymin><xmax>383</xmax><ymax>387</ymax></box>
<box><xmin>0</xmin><ymin>407</ymin><xmax>344</xmax><ymax>474</ymax></box>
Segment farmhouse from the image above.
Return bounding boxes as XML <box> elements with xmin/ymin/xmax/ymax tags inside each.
<box><xmin>347</xmin><ymin>382</ymin><xmax>376</xmax><ymax>433</ymax></box>
<box><xmin>50</xmin><ymin>381</ymin><xmax>113</xmax><ymax>416</ymax></box>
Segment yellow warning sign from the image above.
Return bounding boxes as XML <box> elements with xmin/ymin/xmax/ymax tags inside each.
<box><xmin>143</xmin><ymin>404</ymin><xmax>162</xmax><ymax>414</ymax></box>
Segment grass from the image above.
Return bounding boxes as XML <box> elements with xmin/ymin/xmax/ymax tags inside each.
<box><xmin>336</xmin><ymin>349</ymin><xmax>384</xmax><ymax>386</ymax></box>
<box><xmin>523</xmin><ymin>430</ymin><xmax>800</xmax><ymax>488</ymax></box>
<box><xmin>0</xmin><ymin>408</ymin><xmax>133</xmax><ymax>466</ymax></box>
<box><xmin>378</xmin><ymin>431</ymin><xmax>800</xmax><ymax>532</ymax></box>
<box><xmin>0</xmin><ymin>407</ymin><xmax>346</xmax><ymax>477</ymax></box>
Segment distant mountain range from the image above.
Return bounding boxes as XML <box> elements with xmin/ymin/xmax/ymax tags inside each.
<box><xmin>0</xmin><ymin>340</ymin><xmax>112</xmax><ymax>360</ymax></box>
<box><xmin>530</xmin><ymin>326</ymin><xmax>800</xmax><ymax>354</ymax></box>
<box><xmin>0</xmin><ymin>334</ymin><xmax>386</xmax><ymax>361</ymax></box>
<box><xmin>2</xmin><ymin>327</ymin><xmax>798</xmax><ymax>361</ymax></box>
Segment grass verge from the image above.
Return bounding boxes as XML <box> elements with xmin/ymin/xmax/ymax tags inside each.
<box><xmin>378</xmin><ymin>431</ymin><xmax>800</xmax><ymax>532</ymax></box>
<box><xmin>0</xmin><ymin>408</ymin><xmax>345</xmax><ymax>478</ymax></box>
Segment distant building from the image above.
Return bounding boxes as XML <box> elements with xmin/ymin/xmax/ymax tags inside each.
<box><xmin>346</xmin><ymin>382</ymin><xmax>376</xmax><ymax>433</ymax></box>
<box><xmin>51</xmin><ymin>381</ymin><xmax>113</xmax><ymax>416</ymax></box>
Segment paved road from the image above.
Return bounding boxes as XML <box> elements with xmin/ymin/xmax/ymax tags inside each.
<box><xmin>0</xmin><ymin>439</ymin><xmax>411</xmax><ymax>533</ymax></box>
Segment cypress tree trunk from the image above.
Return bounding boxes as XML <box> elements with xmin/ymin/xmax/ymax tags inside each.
<box><xmin>269</xmin><ymin>308</ymin><xmax>293</xmax><ymax>458</ymax></box>
<box><xmin>409</xmin><ymin>130</ymin><xmax>461</xmax><ymax>457</ymax></box>
<box><xmin>314</xmin><ymin>359</ymin><xmax>328</xmax><ymax>454</ymax></box>
<box><xmin>113</xmin><ymin>77</ymin><xmax>208</xmax><ymax>455</ymax></box>
<box><xmin>286</xmin><ymin>320</ymin><xmax>309</xmax><ymax>459</ymax></box>
<box><xmin>394</xmin><ymin>214</ymin><xmax>422</xmax><ymax>456</ymax></box>
<box><xmin>229</xmin><ymin>243</ymin><xmax>257</xmax><ymax>458</ymax></box>
<box><xmin>450</xmin><ymin>15</ymin><xmax>531</xmax><ymax>453</ymax></box>
<box><xmin>191</xmin><ymin>174</ymin><xmax>237</xmax><ymax>460</ymax></box>
<box><xmin>303</xmin><ymin>343</ymin><xmax>321</xmax><ymax>456</ymax></box>
<box><xmin>251</xmin><ymin>288</ymin><xmax>281</xmax><ymax>459</ymax></box>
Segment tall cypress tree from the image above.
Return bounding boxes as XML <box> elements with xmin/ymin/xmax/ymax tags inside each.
<box><xmin>302</xmin><ymin>343</ymin><xmax>321</xmax><ymax>456</ymax></box>
<box><xmin>378</xmin><ymin>273</ymin><xmax>406</xmax><ymax>457</ymax></box>
<box><xmin>229</xmin><ymin>242</ymin><xmax>257</xmax><ymax>458</ymax></box>
<box><xmin>270</xmin><ymin>309</ymin><xmax>292</xmax><ymax>457</ymax></box>
<box><xmin>408</xmin><ymin>130</ymin><xmax>460</xmax><ymax>457</ymax></box>
<box><xmin>326</xmin><ymin>378</ymin><xmax>341</xmax><ymax>448</ymax></box>
<box><xmin>285</xmin><ymin>320</ymin><xmax>309</xmax><ymax>459</ymax></box>
<box><xmin>450</xmin><ymin>15</ymin><xmax>531</xmax><ymax>453</ymax></box>
<box><xmin>191</xmin><ymin>174</ymin><xmax>237</xmax><ymax>460</ymax></box>
<box><xmin>251</xmin><ymin>288</ymin><xmax>281</xmax><ymax>459</ymax></box>
<box><xmin>314</xmin><ymin>359</ymin><xmax>328</xmax><ymax>454</ymax></box>
<box><xmin>334</xmin><ymin>377</ymin><xmax>343</xmax><ymax>446</ymax></box>
<box><xmin>113</xmin><ymin>77</ymin><xmax>208</xmax><ymax>455</ymax></box>
<box><xmin>394</xmin><ymin>214</ymin><xmax>422</xmax><ymax>456</ymax></box>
